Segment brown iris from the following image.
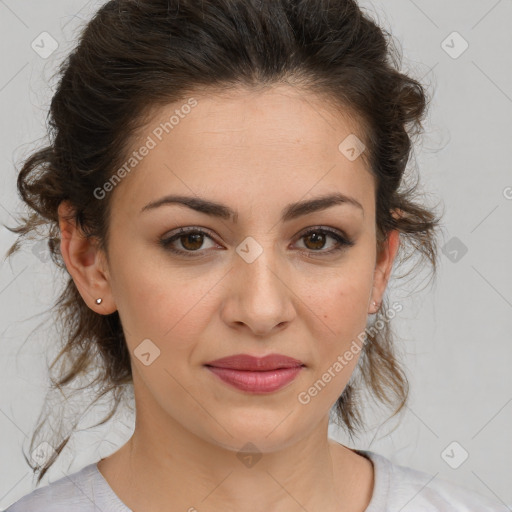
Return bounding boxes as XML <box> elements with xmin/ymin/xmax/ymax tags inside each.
<box><xmin>179</xmin><ymin>232</ymin><xmax>205</xmax><ymax>251</ymax></box>
<box><xmin>303</xmin><ymin>231</ymin><xmax>327</xmax><ymax>250</ymax></box>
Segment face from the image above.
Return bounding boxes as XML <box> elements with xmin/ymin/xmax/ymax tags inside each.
<box><xmin>60</xmin><ymin>85</ymin><xmax>399</xmax><ymax>453</ymax></box>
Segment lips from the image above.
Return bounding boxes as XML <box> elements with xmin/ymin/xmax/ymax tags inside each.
<box><xmin>204</xmin><ymin>354</ymin><xmax>305</xmax><ymax>393</ymax></box>
<box><xmin>204</xmin><ymin>353</ymin><xmax>304</xmax><ymax>371</ymax></box>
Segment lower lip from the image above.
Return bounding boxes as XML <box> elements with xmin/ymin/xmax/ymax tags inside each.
<box><xmin>205</xmin><ymin>366</ymin><xmax>303</xmax><ymax>393</ymax></box>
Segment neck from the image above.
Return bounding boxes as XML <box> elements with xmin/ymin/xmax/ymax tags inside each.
<box><xmin>99</xmin><ymin>412</ymin><xmax>374</xmax><ymax>512</ymax></box>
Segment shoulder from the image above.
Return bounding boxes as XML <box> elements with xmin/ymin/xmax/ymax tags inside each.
<box><xmin>357</xmin><ymin>449</ymin><xmax>509</xmax><ymax>511</ymax></box>
<box><xmin>4</xmin><ymin>463</ymin><xmax>106</xmax><ymax>512</ymax></box>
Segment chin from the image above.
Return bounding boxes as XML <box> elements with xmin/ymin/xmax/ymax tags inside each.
<box><xmin>202</xmin><ymin>408</ymin><xmax>309</xmax><ymax>453</ymax></box>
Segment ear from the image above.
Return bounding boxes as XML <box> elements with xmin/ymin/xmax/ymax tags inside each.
<box><xmin>368</xmin><ymin>209</ymin><xmax>402</xmax><ymax>314</ymax></box>
<box><xmin>57</xmin><ymin>200</ymin><xmax>116</xmax><ymax>314</ymax></box>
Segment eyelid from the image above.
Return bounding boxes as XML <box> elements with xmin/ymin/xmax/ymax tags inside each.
<box><xmin>296</xmin><ymin>225</ymin><xmax>353</xmax><ymax>243</ymax></box>
<box><xmin>159</xmin><ymin>225</ymin><xmax>355</xmax><ymax>257</ymax></box>
<box><xmin>159</xmin><ymin>226</ymin><xmax>221</xmax><ymax>248</ymax></box>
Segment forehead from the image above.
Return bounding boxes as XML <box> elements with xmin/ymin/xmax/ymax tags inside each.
<box><xmin>109</xmin><ymin>85</ymin><xmax>374</xmax><ymax>219</ymax></box>
<box><xmin>147</xmin><ymin>85</ymin><xmax>366</xmax><ymax>154</ymax></box>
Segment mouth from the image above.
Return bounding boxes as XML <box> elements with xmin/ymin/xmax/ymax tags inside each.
<box><xmin>204</xmin><ymin>353</ymin><xmax>305</xmax><ymax>393</ymax></box>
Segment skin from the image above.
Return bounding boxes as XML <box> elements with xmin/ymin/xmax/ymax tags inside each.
<box><xmin>58</xmin><ymin>84</ymin><xmax>400</xmax><ymax>512</ymax></box>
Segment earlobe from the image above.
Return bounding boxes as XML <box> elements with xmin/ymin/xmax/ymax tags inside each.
<box><xmin>57</xmin><ymin>200</ymin><xmax>116</xmax><ymax>314</ymax></box>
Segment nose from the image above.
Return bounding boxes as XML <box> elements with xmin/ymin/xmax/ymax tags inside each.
<box><xmin>219</xmin><ymin>245</ymin><xmax>296</xmax><ymax>337</ymax></box>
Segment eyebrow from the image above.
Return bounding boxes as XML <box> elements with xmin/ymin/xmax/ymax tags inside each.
<box><xmin>140</xmin><ymin>192</ymin><xmax>364</xmax><ymax>222</ymax></box>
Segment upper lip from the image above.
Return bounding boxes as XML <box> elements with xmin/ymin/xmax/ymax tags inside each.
<box><xmin>204</xmin><ymin>354</ymin><xmax>305</xmax><ymax>371</ymax></box>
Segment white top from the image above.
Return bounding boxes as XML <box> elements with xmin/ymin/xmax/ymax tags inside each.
<box><xmin>4</xmin><ymin>449</ymin><xmax>508</xmax><ymax>511</ymax></box>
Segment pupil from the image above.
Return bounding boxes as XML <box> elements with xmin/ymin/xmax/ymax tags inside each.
<box><xmin>306</xmin><ymin>232</ymin><xmax>325</xmax><ymax>250</ymax></box>
<box><xmin>182</xmin><ymin>233</ymin><xmax>203</xmax><ymax>250</ymax></box>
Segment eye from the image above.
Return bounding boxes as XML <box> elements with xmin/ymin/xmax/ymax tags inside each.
<box><xmin>294</xmin><ymin>227</ymin><xmax>355</xmax><ymax>256</ymax></box>
<box><xmin>159</xmin><ymin>226</ymin><xmax>355</xmax><ymax>257</ymax></box>
<box><xmin>159</xmin><ymin>227</ymin><xmax>218</xmax><ymax>256</ymax></box>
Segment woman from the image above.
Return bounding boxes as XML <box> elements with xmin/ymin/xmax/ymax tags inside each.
<box><xmin>3</xmin><ymin>0</ymin><xmax>507</xmax><ymax>510</ymax></box>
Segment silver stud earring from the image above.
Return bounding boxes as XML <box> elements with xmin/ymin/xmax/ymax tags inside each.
<box><xmin>95</xmin><ymin>298</ymin><xmax>102</xmax><ymax>304</ymax></box>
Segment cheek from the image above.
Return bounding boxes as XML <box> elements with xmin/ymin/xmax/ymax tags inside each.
<box><xmin>297</xmin><ymin>259</ymin><xmax>374</xmax><ymax>386</ymax></box>
<box><xmin>110</xmin><ymin>250</ymin><xmax>219</xmax><ymax>353</ymax></box>
<box><xmin>305</xmin><ymin>264</ymin><xmax>373</xmax><ymax>336</ymax></box>
<box><xmin>299</xmin><ymin>277</ymin><xmax>370</xmax><ymax>408</ymax></box>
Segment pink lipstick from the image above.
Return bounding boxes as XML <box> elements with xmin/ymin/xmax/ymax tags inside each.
<box><xmin>204</xmin><ymin>354</ymin><xmax>304</xmax><ymax>393</ymax></box>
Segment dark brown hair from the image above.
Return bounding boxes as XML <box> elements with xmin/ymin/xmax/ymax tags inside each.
<box><xmin>4</xmin><ymin>0</ymin><xmax>441</xmax><ymax>484</ymax></box>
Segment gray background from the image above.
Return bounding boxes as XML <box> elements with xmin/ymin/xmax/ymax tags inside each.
<box><xmin>1</xmin><ymin>0</ymin><xmax>511</xmax><ymax>509</ymax></box>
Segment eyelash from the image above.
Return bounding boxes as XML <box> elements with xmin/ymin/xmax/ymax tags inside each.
<box><xmin>158</xmin><ymin>226</ymin><xmax>355</xmax><ymax>258</ymax></box>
